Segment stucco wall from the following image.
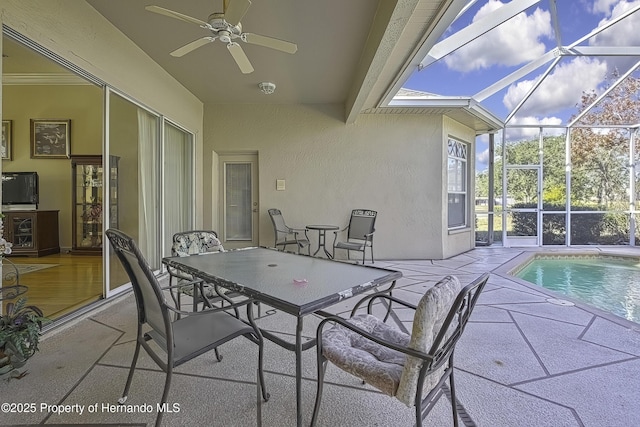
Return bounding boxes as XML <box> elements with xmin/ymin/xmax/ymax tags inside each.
<box><xmin>204</xmin><ymin>103</ymin><xmax>475</xmax><ymax>260</ymax></box>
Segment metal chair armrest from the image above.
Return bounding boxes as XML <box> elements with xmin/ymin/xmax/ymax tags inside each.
<box><xmin>332</xmin><ymin>226</ymin><xmax>348</xmax><ymax>246</ymax></box>
<box><xmin>291</xmin><ymin>228</ymin><xmax>309</xmax><ymax>243</ymax></box>
<box><xmin>160</xmin><ymin>280</ymin><xmax>202</xmax><ymax>292</ymax></box>
<box><xmin>167</xmin><ymin>266</ymin><xmax>194</xmax><ymax>281</ymax></box>
<box><xmin>165</xmin><ymin>298</ymin><xmax>256</xmax><ymax>318</ymax></box>
<box><xmin>317</xmin><ymin>315</ymin><xmax>433</xmax><ymax>362</ymax></box>
<box><xmin>350</xmin><ymin>291</ymin><xmax>417</xmax><ymax>317</ymax></box>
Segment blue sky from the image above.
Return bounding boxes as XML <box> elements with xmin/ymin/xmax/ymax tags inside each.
<box><xmin>402</xmin><ymin>0</ymin><xmax>640</xmax><ymax>171</ymax></box>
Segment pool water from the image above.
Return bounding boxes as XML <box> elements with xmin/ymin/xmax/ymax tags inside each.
<box><xmin>516</xmin><ymin>256</ymin><xmax>640</xmax><ymax>324</ymax></box>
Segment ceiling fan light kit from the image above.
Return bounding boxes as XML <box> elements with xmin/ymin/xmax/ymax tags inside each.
<box><xmin>259</xmin><ymin>82</ymin><xmax>276</xmax><ymax>95</ymax></box>
<box><xmin>146</xmin><ymin>0</ymin><xmax>297</xmax><ymax>74</ymax></box>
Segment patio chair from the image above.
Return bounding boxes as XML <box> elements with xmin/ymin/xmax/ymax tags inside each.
<box><xmin>332</xmin><ymin>209</ymin><xmax>377</xmax><ymax>263</ymax></box>
<box><xmin>105</xmin><ymin>229</ymin><xmax>269</xmax><ymax>427</ymax></box>
<box><xmin>268</xmin><ymin>208</ymin><xmax>310</xmax><ymax>255</ymax></box>
<box><xmin>310</xmin><ymin>273</ymin><xmax>490</xmax><ymax>427</ymax></box>
<box><xmin>168</xmin><ymin>230</ymin><xmax>231</xmax><ymax>313</ymax></box>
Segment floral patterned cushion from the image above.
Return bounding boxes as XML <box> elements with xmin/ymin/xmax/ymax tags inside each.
<box><xmin>322</xmin><ymin>313</ymin><xmax>410</xmax><ymax>396</ymax></box>
<box><xmin>171</xmin><ymin>231</ymin><xmax>225</xmax><ymax>257</ymax></box>
<box><xmin>171</xmin><ymin>231</ymin><xmax>224</xmax><ymax>297</ymax></box>
<box><xmin>395</xmin><ymin>275</ymin><xmax>461</xmax><ymax>406</ymax></box>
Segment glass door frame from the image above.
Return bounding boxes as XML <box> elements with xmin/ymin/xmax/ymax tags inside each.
<box><xmin>502</xmin><ymin>165</ymin><xmax>542</xmax><ymax>247</ymax></box>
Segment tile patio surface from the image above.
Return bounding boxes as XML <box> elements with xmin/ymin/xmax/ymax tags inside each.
<box><xmin>2</xmin><ymin>247</ymin><xmax>640</xmax><ymax>426</ymax></box>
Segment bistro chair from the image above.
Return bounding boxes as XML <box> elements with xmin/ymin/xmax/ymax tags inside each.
<box><xmin>311</xmin><ymin>273</ymin><xmax>490</xmax><ymax>427</ymax></box>
<box><xmin>332</xmin><ymin>209</ymin><xmax>377</xmax><ymax>263</ymax></box>
<box><xmin>168</xmin><ymin>230</ymin><xmax>231</xmax><ymax>313</ymax></box>
<box><xmin>268</xmin><ymin>208</ymin><xmax>310</xmax><ymax>255</ymax></box>
<box><xmin>105</xmin><ymin>229</ymin><xmax>269</xmax><ymax>427</ymax></box>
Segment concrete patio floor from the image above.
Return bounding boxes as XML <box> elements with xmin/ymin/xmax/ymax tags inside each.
<box><xmin>2</xmin><ymin>247</ymin><xmax>640</xmax><ymax>426</ymax></box>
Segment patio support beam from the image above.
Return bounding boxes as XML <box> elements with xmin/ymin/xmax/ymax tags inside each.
<box><xmin>566</xmin><ymin>46</ymin><xmax>640</xmax><ymax>56</ymax></box>
<box><xmin>566</xmin><ymin>4</ymin><xmax>640</xmax><ymax>49</ymax></box>
<box><xmin>419</xmin><ymin>0</ymin><xmax>542</xmax><ymax>70</ymax></box>
<box><xmin>549</xmin><ymin>0</ymin><xmax>562</xmax><ymax>49</ymax></box>
<box><xmin>504</xmin><ymin>56</ymin><xmax>562</xmax><ymax>124</ymax></box>
<box><xmin>564</xmin><ymin>128</ymin><xmax>571</xmax><ymax>246</ymax></box>
<box><xmin>629</xmin><ymin>129</ymin><xmax>635</xmax><ymax>246</ymax></box>
<box><xmin>377</xmin><ymin>0</ymin><xmax>469</xmax><ymax>110</ymax></box>
<box><xmin>473</xmin><ymin>50</ymin><xmax>558</xmax><ymax>102</ymax></box>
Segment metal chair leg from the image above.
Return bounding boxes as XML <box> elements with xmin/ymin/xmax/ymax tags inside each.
<box><xmin>449</xmin><ymin>370</ymin><xmax>459</xmax><ymax>427</ymax></box>
<box><xmin>257</xmin><ymin>337</ymin><xmax>270</xmax><ymax>402</ymax></box>
<box><xmin>118</xmin><ymin>340</ymin><xmax>141</xmax><ymax>405</ymax></box>
<box><xmin>310</xmin><ymin>357</ymin><xmax>328</xmax><ymax>426</ymax></box>
<box><xmin>155</xmin><ymin>365</ymin><xmax>173</xmax><ymax>427</ymax></box>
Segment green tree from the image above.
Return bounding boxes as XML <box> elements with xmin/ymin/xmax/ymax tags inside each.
<box><xmin>570</xmin><ymin>71</ymin><xmax>640</xmax><ymax>207</ymax></box>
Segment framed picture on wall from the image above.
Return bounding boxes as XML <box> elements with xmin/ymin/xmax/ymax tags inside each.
<box><xmin>2</xmin><ymin>120</ymin><xmax>12</xmax><ymax>160</ymax></box>
<box><xmin>30</xmin><ymin>119</ymin><xmax>71</xmax><ymax>159</ymax></box>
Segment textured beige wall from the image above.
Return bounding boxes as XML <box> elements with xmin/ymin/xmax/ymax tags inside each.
<box><xmin>204</xmin><ymin>104</ymin><xmax>474</xmax><ymax>260</ymax></box>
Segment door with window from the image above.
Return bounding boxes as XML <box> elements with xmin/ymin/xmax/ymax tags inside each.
<box><xmin>219</xmin><ymin>154</ymin><xmax>259</xmax><ymax>249</ymax></box>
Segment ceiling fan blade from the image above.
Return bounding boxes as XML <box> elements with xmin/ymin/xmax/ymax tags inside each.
<box><xmin>243</xmin><ymin>33</ymin><xmax>298</xmax><ymax>54</ymax></box>
<box><xmin>227</xmin><ymin>42</ymin><xmax>254</xmax><ymax>74</ymax></box>
<box><xmin>223</xmin><ymin>0</ymin><xmax>251</xmax><ymax>26</ymax></box>
<box><xmin>170</xmin><ymin>37</ymin><xmax>215</xmax><ymax>57</ymax></box>
<box><xmin>145</xmin><ymin>5</ymin><xmax>209</xmax><ymax>27</ymax></box>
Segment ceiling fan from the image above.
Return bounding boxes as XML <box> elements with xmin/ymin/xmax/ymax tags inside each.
<box><xmin>145</xmin><ymin>0</ymin><xmax>297</xmax><ymax>74</ymax></box>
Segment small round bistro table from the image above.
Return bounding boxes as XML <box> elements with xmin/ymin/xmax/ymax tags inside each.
<box><xmin>305</xmin><ymin>225</ymin><xmax>340</xmax><ymax>259</ymax></box>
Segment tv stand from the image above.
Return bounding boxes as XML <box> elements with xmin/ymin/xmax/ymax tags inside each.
<box><xmin>4</xmin><ymin>210</ymin><xmax>60</xmax><ymax>257</ymax></box>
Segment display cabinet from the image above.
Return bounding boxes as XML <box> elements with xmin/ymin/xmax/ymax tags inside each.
<box><xmin>71</xmin><ymin>155</ymin><xmax>119</xmax><ymax>254</ymax></box>
<box><xmin>4</xmin><ymin>210</ymin><xmax>59</xmax><ymax>257</ymax></box>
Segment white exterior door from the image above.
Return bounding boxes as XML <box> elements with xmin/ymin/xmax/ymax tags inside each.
<box><xmin>219</xmin><ymin>154</ymin><xmax>259</xmax><ymax>249</ymax></box>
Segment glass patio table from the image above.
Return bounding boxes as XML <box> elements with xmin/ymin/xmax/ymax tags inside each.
<box><xmin>162</xmin><ymin>247</ymin><xmax>401</xmax><ymax>427</ymax></box>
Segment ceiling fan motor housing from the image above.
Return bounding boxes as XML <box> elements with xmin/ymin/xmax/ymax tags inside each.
<box><xmin>208</xmin><ymin>13</ymin><xmax>242</xmax><ymax>35</ymax></box>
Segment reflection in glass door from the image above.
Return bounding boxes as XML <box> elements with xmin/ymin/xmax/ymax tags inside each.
<box><xmin>504</xmin><ymin>167</ymin><xmax>541</xmax><ymax>246</ymax></box>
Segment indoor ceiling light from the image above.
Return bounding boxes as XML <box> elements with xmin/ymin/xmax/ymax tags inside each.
<box><xmin>258</xmin><ymin>82</ymin><xmax>276</xmax><ymax>95</ymax></box>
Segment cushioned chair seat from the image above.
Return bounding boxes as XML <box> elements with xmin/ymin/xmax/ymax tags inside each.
<box><xmin>322</xmin><ymin>313</ymin><xmax>409</xmax><ymax>396</ymax></box>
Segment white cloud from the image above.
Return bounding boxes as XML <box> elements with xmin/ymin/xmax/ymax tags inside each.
<box><xmin>444</xmin><ymin>0</ymin><xmax>552</xmax><ymax>72</ymax></box>
<box><xmin>503</xmin><ymin>57</ymin><xmax>607</xmax><ymax>116</ymax></box>
<box><xmin>476</xmin><ymin>148</ymin><xmax>491</xmax><ymax>167</ymax></box>
<box><xmin>591</xmin><ymin>0</ymin><xmax>621</xmax><ymax>14</ymax></box>
<box><xmin>591</xmin><ymin>1</ymin><xmax>640</xmax><ymax>44</ymax></box>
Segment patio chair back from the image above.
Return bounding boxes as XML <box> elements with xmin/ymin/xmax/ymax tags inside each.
<box><xmin>396</xmin><ymin>273</ymin><xmax>489</xmax><ymax>406</ymax></box>
<box><xmin>171</xmin><ymin>230</ymin><xmax>224</xmax><ymax>257</ymax></box>
<box><xmin>106</xmin><ymin>228</ymin><xmax>168</xmax><ymax>340</ymax></box>
<box><xmin>268</xmin><ymin>208</ymin><xmax>290</xmax><ymax>242</ymax></box>
<box><xmin>169</xmin><ymin>230</ymin><xmax>228</xmax><ymax>312</ymax></box>
<box><xmin>346</xmin><ymin>209</ymin><xmax>377</xmax><ymax>241</ymax></box>
<box><xmin>333</xmin><ymin>209</ymin><xmax>377</xmax><ymax>263</ymax></box>
<box><xmin>268</xmin><ymin>208</ymin><xmax>310</xmax><ymax>254</ymax></box>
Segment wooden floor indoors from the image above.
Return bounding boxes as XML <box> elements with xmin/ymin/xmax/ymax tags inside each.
<box><xmin>2</xmin><ymin>253</ymin><xmax>103</xmax><ymax>320</ymax></box>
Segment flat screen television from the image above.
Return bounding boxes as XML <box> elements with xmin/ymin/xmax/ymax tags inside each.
<box><xmin>2</xmin><ymin>172</ymin><xmax>39</xmax><ymax>206</ymax></box>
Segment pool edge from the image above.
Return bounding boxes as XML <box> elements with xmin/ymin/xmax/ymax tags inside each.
<box><xmin>494</xmin><ymin>248</ymin><xmax>640</xmax><ymax>330</ymax></box>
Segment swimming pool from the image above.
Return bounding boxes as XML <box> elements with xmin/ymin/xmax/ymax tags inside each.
<box><xmin>515</xmin><ymin>255</ymin><xmax>640</xmax><ymax>324</ymax></box>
